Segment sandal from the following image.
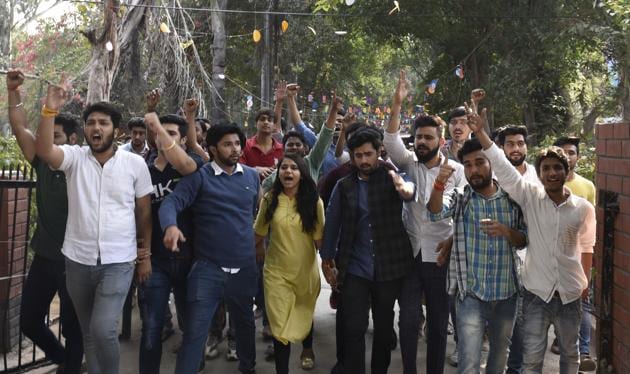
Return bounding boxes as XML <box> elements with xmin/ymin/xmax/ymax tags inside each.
<box><xmin>300</xmin><ymin>349</ymin><xmax>315</xmax><ymax>370</ymax></box>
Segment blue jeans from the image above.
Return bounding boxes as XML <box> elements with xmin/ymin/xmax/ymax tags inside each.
<box><xmin>456</xmin><ymin>294</ymin><xmax>517</xmax><ymax>374</ymax></box>
<box><xmin>506</xmin><ymin>293</ymin><xmax>525</xmax><ymax>374</ymax></box>
<box><xmin>398</xmin><ymin>258</ymin><xmax>449</xmax><ymax>374</ymax></box>
<box><xmin>175</xmin><ymin>260</ymin><xmax>257</xmax><ymax>374</ymax></box>
<box><xmin>138</xmin><ymin>258</ymin><xmax>190</xmax><ymax>374</ymax></box>
<box><xmin>521</xmin><ymin>289</ymin><xmax>581</xmax><ymax>374</ymax></box>
<box><xmin>579</xmin><ymin>300</ymin><xmax>591</xmax><ymax>354</ymax></box>
<box><xmin>65</xmin><ymin>258</ymin><xmax>134</xmax><ymax>374</ymax></box>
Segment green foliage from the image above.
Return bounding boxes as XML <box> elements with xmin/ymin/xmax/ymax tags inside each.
<box><xmin>0</xmin><ymin>136</ymin><xmax>28</xmax><ymax>167</ymax></box>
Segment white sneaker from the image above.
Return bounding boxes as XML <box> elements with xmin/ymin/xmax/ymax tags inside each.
<box><xmin>205</xmin><ymin>335</ymin><xmax>221</xmax><ymax>359</ymax></box>
<box><xmin>226</xmin><ymin>338</ymin><xmax>238</xmax><ymax>361</ymax></box>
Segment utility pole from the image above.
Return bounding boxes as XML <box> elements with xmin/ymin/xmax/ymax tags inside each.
<box><xmin>260</xmin><ymin>0</ymin><xmax>278</xmax><ymax>109</ymax></box>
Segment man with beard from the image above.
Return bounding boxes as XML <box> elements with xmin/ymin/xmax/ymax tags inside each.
<box><xmin>497</xmin><ymin>125</ymin><xmax>542</xmax><ymax>374</ymax></box>
<box><xmin>427</xmin><ymin>138</ymin><xmax>527</xmax><ymax>374</ymax></box>
<box><xmin>441</xmin><ymin>106</ymin><xmax>470</xmax><ymax>161</ymax></box>
<box><xmin>6</xmin><ymin>69</ymin><xmax>84</xmax><ymax>374</ymax></box>
<box><xmin>159</xmin><ymin>123</ymin><xmax>260</xmax><ymax>374</ymax></box>
<box><xmin>260</xmin><ymin>90</ymin><xmax>338</xmax><ymax>192</ymax></box>
<box><xmin>321</xmin><ymin>127</ymin><xmax>415</xmax><ymax>374</ymax></box>
<box><xmin>121</xmin><ymin>117</ymin><xmax>150</xmax><ymax>157</ymax></box>
<box><xmin>470</xmin><ymin>108</ymin><xmax>595</xmax><ymax>374</ymax></box>
<box><xmin>498</xmin><ymin>125</ymin><xmax>539</xmax><ymax>182</ymax></box>
<box><xmin>35</xmin><ymin>81</ymin><xmax>153</xmax><ymax>374</ymax></box>
<box><xmin>383</xmin><ymin>70</ymin><xmax>465</xmax><ymax>374</ymax></box>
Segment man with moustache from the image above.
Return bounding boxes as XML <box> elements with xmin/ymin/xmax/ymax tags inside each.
<box><xmin>35</xmin><ymin>81</ymin><xmax>153</xmax><ymax>374</ymax></box>
<box><xmin>427</xmin><ymin>138</ymin><xmax>527</xmax><ymax>374</ymax></box>
<box><xmin>321</xmin><ymin>127</ymin><xmax>415</xmax><ymax>374</ymax></box>
<box><xmin>383</xmin><ymin>71</ymin><xmax>465</xmax><ymax>374</ymax></box>
<box><xmin>498</xmin><ymin>125</ymin><xmax>542</xmax><ymax>374</ymax></box>
<box><xmin>441</xmin><ymin>106</ymin><xmax>470</xmax><ymax>161</ymax></box>
<box><xmin>241</xmin><ymin>109</ymin><xmax>284</xmax><ymax>179</ymax></box>
<box><xmin>470</xmin><ymin>109</ymin><xmax>595</xmax><ymax>374</ymax></box>
<box><xmin>159</xmin><ymin>123</ymin><xmax>260</xmax><ymax>374</ymax></box>
<box><xmin>121</xmin><ymin>117</ymin><xmax>150</xmax><ymax>157</ymax></box>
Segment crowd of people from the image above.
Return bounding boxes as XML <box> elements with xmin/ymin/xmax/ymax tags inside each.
<box><xmin>5</xmin><ymin>67</ymin><xmax>597</xmax><ymax>374</ymax></box>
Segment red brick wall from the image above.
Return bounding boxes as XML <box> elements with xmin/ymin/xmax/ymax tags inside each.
<box><xmin>595</xmin><ymin>122</ymin><xmax>630</xmax><ymax>373</ymax></box>
<box><xmin>0</xmin><ymin>180</ymin><xmax>30</xmax><ymax>353</ymax></box>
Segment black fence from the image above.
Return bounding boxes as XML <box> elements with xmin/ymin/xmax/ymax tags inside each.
<box><xmin>0</xmin><ymin>164</ymin><xmax>58</xmax><ymax>373</ymax></box>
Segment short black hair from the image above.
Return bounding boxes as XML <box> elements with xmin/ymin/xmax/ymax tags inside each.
<box><xmin>282</xmin><ymin>130</ymin><xmax>307</xmax><ymax>147</ymax></box>
<box><xmin>127</xmin><ymin>117</ymin><xmax>145</xmax><ymax>132</ymax></box>
<box><xmin>337</xmin><ymin>109</ymin><xmax>346</xmax><ymax>117</ymax></box>
<box><xmin>447</xmin><ymin>106</ymin><xmax>466</xmax><ymax>123</ymax></box>
<box><xmin>82</xmin><ymin>102</ymin><xmax>122</xmax><ymax>128</ymax></box>
<box><xmin>206</xmin><ymin>123</ymin><xmax>246</xmax><ymax>149</ymax></box>
<box><xmin>553</xmin><ymin>136</ymin><xmax>580</xmax><ymax>155</ymax></box>
<box><xmin>347</xmin><ymin>127</ymin><xmax>382</xmax><ymax>153</ymax></box>
<box><xmin>54</xmin><ymin>113</ymin><xmax>81</xmax><ymax>137</ymax></box>
<box><xmin>196</xmin><ymin>118</ymin><xmax>211</xmax><ymax>132</ymax></box>
<box><xmin>344</xmin><ymin>122</ymin><xmax>366</xmax><ymax>142</ymax></box>
<box><xmin>534</xmin><ymin>146</ymin><xmax>569</xmax><ymax>175</ymax></box>
<box><xmin>412</xmin><ymin>115</ymin><xmax>442</xmax><ymax>138</ymax></box>
<box><xmin>498</xmin><ymin>125</ymin><xmax>528</xmax><ymax>146</ymax></box>
<box><xmin>457</xmin><ymin>138</ymin><xmax>484</xmax><ymax>163</ymax></box>
<box><xmin>255</xmin><ymin>109</ymin><xmax>275</xmax><ymax>122</ymax></box>
<box><xmin>159</xmin><ymin>114</ymin><xmax>188</xmax><ymax>138</ymax></box>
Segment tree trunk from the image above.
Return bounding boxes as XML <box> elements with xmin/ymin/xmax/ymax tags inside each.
<box><xmin>260</xmin><ymin>0</ymin><xmax>278</xmax><ymax>109</ymax></box>
<box><xmin>0</xmin><ymin>0</ymin><xmax>12</xmax><ymax>64</ymax></box>
<box><xmin>83</xmin><ymin>0</ymin><xmax>120</xmax><ymax>104</ymax></box>
<box><xmin>621</xmin><ymin>37</ymin><xmax>630</xmax><ymax>122</ymax></box>
<box><xmin>210</xmin><ymin>0</ymin><xmax>227</xmax><ymax>123</ymax></box>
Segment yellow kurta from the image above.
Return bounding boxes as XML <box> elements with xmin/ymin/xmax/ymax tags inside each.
<box><xmin>254</xmin><ymin>193</ymin><xmax>325</xmax><ymax>345</ymax></box>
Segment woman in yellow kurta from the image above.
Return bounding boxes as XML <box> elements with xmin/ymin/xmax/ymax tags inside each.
<box><xmin>254</xmin><ymin>154</ymin><xmax>325</xmax><ymax>373</ymax></box>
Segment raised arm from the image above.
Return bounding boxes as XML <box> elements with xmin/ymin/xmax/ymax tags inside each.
<box><xmin>287</xmin><ymin>83</ymin><xmax>317</xmax><ymax>147</ymax></box>
<box><xmin>273</xmin><ymin>80</ymin><xmax>287</xmax><ymax>134</ymax></box>
<box><xmin>335</xmin><ymin>110</ymin><xmax>356</xmax><ymax>158</ymax></box>
<box><xmin>386</xmin><ymin>70</ymin><xmax>409</xmax><ymax>134</ymax></box>
<box><xmin>35</xmin><ymin>81</ymin><xmax>69</xmax><ymax>169</ymax></box>
<box><xmin>427</xmin><ymin>158</ymin><xmax>456</xmax><ymax>213</ymax></box>
<box><xmin>6</xmin><ymin>69</ymin><xmax>36</xmax><ymax>162</ymax></box>
<box><xmin>182</xmin><ymin>98</ymin><xmax>210</xmax><ymax>162</ymax></box>
<box><xmin>144</xmin><ymin>112</ymin><xmax>199</xmax><ymax>175</ymax></box>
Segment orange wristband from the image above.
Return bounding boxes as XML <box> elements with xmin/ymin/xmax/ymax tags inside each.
<box><xmin>41</xmin><ymin>104</ymin><xmax>59</xmax><ymax>118</ymax></box>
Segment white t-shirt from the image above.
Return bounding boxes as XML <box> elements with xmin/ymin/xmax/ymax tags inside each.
<box><xmin>58</xmin><ymin>145</ymin><xmax>153</xmax><ymax>265</ymax></box>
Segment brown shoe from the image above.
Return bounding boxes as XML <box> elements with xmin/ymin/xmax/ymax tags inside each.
<box><xmin>579</xmin><ymin>354</ymin><xmax>597</xmax><ymax>372</ymax></box>
<box><xmin>550</xmin><ymin>338</ymin><xmax>560</xmax><ymax>355</ymax></box>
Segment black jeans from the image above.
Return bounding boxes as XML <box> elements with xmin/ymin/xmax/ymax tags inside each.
<box><xmin>20</xmin><ymin>255</ymin><xmax>83</xmax><ymax>373</ymax></box>
<box><xmin>341</xmin><ymin>273</ymin><xmax>403</xmax><ymax>374</ymax></box>
<box><xmin>272</xmin><ymin>324</ymin><xmax>314</xmax><ymax>374</ymax></box>
<box><xmin>398</xmin><ymin>259</ymin><xmax>449</xmax><ymax>374</ymax></box>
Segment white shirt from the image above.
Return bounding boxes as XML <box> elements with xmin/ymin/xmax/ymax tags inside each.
<box><xmin>58</xmin><ymin>145</ymin><xmax>153</xmax><ymax>265</ymax></box>
<box><xmin>120</xmin><ymin>141</ymin><xmax>150</xmax><ymax>158</ymax></box>
<box><xmin>384</xmin><ymin>131</ymin><xmax>467</xmax><ymax>262</ymax></box>
<box><xmin>484</xmin><ymin>143</ymin><xmax>595</xmax><ymax>304</ymax></box>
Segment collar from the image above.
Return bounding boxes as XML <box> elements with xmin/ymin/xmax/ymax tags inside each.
<box><xmin>468</xmin><ymin>181</ymin><xmax>507</xmax><ymax>201</ymax></box>
<box><xmin>248</xmin><ymin>135</ymin><xmax>283</xmax><ymax>152</ymax></box>
<box><xmin>210</xmin><ymin>161</ymin><xmax>243</xmax><ymax>176</ymax></box>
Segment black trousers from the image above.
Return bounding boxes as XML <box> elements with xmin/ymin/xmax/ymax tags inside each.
<box><xmin>272</xmin><ymin>324</ymin><xmax>314</xmax><ymax>374</ymax></box>
<box><xmin>20</xmin><ymin>254</ymin><xmax>84</xmax><ymax>373</ymax></box>
<box><xmin>341</xmin><ymin>273</ymin><xmax>403</xmax><ymax>374</ymax></box>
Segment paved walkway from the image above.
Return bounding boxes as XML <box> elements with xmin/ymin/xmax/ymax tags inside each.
<box><xmin>114</xmin><ymin>283</ymin><xmax>571</xmax><ymax>374</ymax></box>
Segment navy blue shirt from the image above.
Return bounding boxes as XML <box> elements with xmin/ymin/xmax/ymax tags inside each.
<box><xmin>148</xmin><ymin>153</ymin><xmax>203</xmax><ymax>268</ymax></box>
<box><xmin>322</xmin><ymin>177</ymin><xmax>374</xmax><ymax>280</ymax></box>
<box><xmin>159</xmin><ymin>162</ymin><xmax>260</xmax><ymax>268</ymax></box>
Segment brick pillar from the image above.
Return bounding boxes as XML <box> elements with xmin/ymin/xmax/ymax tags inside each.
<box><xmin>594</xmin><ymin>122</ymin><xmax>630</xmax><ymax>373</ymax></box>
<box><xmin>0</xmin><ymin>173</ymin><xmax>31</xmax><ymax>353</ymax></box>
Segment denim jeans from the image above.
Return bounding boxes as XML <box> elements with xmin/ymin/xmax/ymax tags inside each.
<box><xmin>65</xmin><ymin>258</ymin><xmax>134</xmax><ymax>374</ymax></box>
<box><xmin>456</xmin><ymin>294</ymin><xmax>517</xmax><ymax>374</ymax></box>
<box><xmin>506</xmin><ymin>293</ymin><xmax>525</xmax><ymax>374</ymax></box>
<box><xmin>521</xmin><ymin>289</ymin><xmax>581</xmax><ymax>374</ymax></box>
<box><xmin>579</xmin><ymin>300</ymin><xmax>591</xmax><ymax>354</ymax></box>
<box><xmin>137</xmin><ymin>258</ymin><xmax>190</xmax><ymax>374</ymax></box>
<box><xmin>175</xmin><ymin>260</ymin><xmax>257</xmax><ymax>374</ymax></box>
<box><xmin>341</xmin><ymin>273</ymin><xmax>403</xmax><ymax>374</ymax></box>
<box><xmin>20</xmin><ymin>255</ymin><xmax>83</xmax><ymax>373</ymax></box>
<box><xmin>398</xmin><ymin>258</ymin><xmax>449</xmax><ymax>374</ymax></box>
